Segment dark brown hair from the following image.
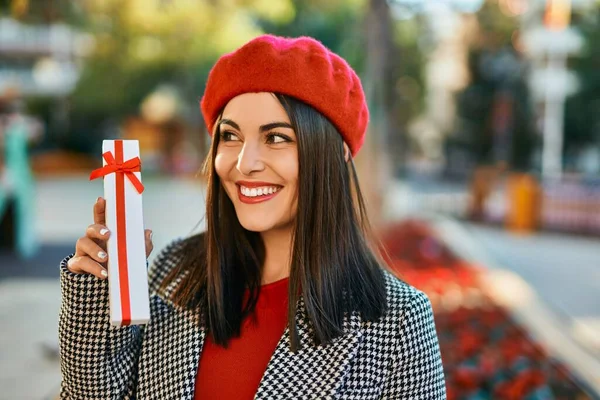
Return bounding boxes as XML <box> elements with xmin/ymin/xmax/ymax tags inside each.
<box><xmin>161</xmin><ymin>94</ymin><xmax>387</xmax><ymax>352</ymax></box>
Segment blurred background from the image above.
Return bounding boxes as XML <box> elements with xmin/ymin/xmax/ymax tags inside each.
<box><xmin>0</xmin><ymin>0</ymin><xmax>599</xmax><ymax>398</ymax></box>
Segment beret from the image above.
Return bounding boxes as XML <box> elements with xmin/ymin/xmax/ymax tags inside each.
<box><xmin>200</xmin><ymin>34</ymin><xmax>369</xmax><ymax>156</ymax></box>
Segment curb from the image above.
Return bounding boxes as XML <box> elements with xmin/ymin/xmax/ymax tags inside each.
<box><xmin>424</xmin><ymin>213</ymin><xmax>600</xmax><ymax>399</ymax></box>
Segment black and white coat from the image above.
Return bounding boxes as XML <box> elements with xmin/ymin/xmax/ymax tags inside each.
<box><xmin>59</xmin><ymin>237</ymin><xmax>447</xmax><ymax>399</ymax></box>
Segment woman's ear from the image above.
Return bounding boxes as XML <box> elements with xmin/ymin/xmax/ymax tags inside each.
<box><xmin>343</xmin><ymin>142</ymin><xmax>350</xmax><ymax>162</ymax></box>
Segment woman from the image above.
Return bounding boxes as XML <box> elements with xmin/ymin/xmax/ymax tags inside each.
<box><xmin>60</xmin><ymin>35</ymin><xmax>446</xmax><ymax>399</ymax></box>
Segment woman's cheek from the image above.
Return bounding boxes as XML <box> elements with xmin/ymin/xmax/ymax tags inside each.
<box><xmin>214</xmin><ymin>152</ymin><xmax>229</xmax><ymax>179</ymax></box>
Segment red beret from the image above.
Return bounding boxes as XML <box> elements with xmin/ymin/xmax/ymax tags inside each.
<box><xmin>200</xmin><ymin>34</ymin><xmax>369</xmax><ymax>156</ymax></box>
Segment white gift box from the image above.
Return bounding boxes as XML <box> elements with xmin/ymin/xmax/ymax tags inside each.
<box><xmin>94</xmin><ymin>139</ymin><xmax>150</xmax><ymax>326</ymax></box>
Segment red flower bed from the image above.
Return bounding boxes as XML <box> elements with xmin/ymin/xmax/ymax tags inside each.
<box><xmin>379</xmin><ymin>220</ymin><xmax>593</xmax><ymax>400</ymax></box>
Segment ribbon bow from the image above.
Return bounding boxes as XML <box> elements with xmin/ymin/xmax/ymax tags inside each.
<box><xmin>89</xmin><ymin>151</ymin><xmax>145</xmax><ymax>193</ymax></box>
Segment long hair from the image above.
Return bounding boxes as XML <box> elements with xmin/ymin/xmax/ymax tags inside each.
<box><xmin>161</xmin><ymin>94</ymin><xmax>387</xmax><ymax>352</ymax></box>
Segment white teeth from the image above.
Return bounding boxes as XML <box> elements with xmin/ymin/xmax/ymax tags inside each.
<box><xmin>240</xmin><ymin>185</ymin><xmax>280</xmax><ymax>197</ymax></box>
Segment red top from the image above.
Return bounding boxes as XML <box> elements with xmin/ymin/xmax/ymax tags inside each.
<box><xmin>194</xmin><ymin>277</ymin><xmax>290</xmax><ymax>399</ymax></box>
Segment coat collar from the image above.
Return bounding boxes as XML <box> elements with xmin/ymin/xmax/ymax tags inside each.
<box><xmin>148</xmin><ymin>288</ymin><xmax>365</xmax><ymax>400</ymax></box>
<box><xmin>254</xmin><ymin>295</ymin><xmax>365</xmax><ymax>399</ymax></box>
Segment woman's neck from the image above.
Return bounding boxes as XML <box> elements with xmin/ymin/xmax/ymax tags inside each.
<box><xmin>260</xmin><ymin>227</ymin><xmax>293</xmax><ymax>285</ymax></box>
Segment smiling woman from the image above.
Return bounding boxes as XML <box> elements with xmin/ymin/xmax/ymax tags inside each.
<box><xmin>57</xmin><ymin>35</ymin><xmax>447</xmax><ymax>400</ymax></box>
<box><xmin>215</xmin><ymin>93</ymin><xmax>299</xmax><ymax>235</ymax></box>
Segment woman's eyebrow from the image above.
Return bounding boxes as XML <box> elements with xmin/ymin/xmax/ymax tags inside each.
<box><xmin>219</xmin><ymin>119</ymin><xmax>240</xmax><ymax>130</ymax></box>
<box><xmin>259</xmin><ymin>122</ymin><xmax>293</xmax><ymax>132</ymax></box>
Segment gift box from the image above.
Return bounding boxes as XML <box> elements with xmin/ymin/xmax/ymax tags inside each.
<box><xmin>90</xmin><ymin>139</ymin><xmax>149</xmax><ymax>326</ymax></box>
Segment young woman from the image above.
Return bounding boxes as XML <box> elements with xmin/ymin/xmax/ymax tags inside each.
<box><xmin>60</xmin><ymin>35</ymin><xmax>446</xmax><ymax>399</ymax></box>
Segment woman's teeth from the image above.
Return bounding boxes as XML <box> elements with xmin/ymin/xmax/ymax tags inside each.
<box><xmin>240</xmin><ymin>186</ymin><xmax>280</xmax><ymax>197</ymax></box>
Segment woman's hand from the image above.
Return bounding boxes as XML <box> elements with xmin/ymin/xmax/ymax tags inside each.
<box><xmin>67</xmin><ymin>197</ymin><xmax>154</xmax><ymax>279</ymax></box>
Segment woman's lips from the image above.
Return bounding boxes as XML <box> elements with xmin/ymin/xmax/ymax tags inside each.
<box><xmin>237</xmin><ymin>184</ymin><xmax>282</xmax><ymax>204</ymax></box>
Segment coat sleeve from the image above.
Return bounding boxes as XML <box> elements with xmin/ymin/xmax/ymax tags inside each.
<box><xmin>58</xmin><ymin>239</ymin><xmax>183</xmax><ymax>399</ymax></box>
<box><xmin>382</xmin><ymin>290</ymin><xmax>447</xmax><ymax>399</ymax></box>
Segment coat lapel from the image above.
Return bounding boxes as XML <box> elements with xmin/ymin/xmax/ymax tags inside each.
<box><xmin>254</xmin><ymin>297</ymin><xmax>365</xmax><ymax>399</ymax></box>
<box><xmin>140</xmin><ymin>288</ymin><xmax>364</xmax><ymax>400</ymax></box>
<box><xmin>137</xmin><ymin>282</ymin><xmax>205</xmax><ymax>400</ymax></box>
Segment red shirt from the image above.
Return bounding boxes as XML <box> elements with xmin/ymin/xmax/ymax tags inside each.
<box><xmin>194</xmin><ymin>277</ymin><xmax>289</xmax><ymax>399</ymax></box>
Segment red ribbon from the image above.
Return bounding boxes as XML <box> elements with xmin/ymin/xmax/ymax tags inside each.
<box><xmin>89</xmin><ymin>151</ymin><xmax>144</xmax><ymax>194</ymax></box>
<box><xmin>89</xmin><ymin>140</ymin><xmax>144</xmax><ymax>325</ymax></box>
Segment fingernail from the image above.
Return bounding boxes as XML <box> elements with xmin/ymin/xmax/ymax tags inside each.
<box><xmin>98</xmin><ymin>251</ymin><xmax>107</xmax><ymax>259</ymax></box>
<box><xmin>149</xmin><ymin>231</ymin><xmax>153</xmax><ymax>240</ymax></box>
<box><xmin>100</xmin><ymin>228</ymin><xmax>109</xmax><ymax>235</ymax></box>
<box><xmin>100</xmin><ymin>269</ymin><xmax>108</xmax><ymax>278</ymax></box>
<box><xmin>96</xmin><ymin>196</ymin><xmax>102</xmax><ymax>203</ymax></box>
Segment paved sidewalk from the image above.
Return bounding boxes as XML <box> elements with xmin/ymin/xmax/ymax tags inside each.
<box><xmin>0</xmin><ymin>279</ymin><xmax>61</xmax><ymax>399</ymax></box>
<box><xmin>461</xmin><ymin>223</ymin><xmax>600</xmax><ymax>337</ymax></box>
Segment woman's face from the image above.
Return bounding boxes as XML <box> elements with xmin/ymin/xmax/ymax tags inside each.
<box><xmin>214</xmin><ymin>92</ymin><xmax>299</xmax><ymax>234</ymax></box>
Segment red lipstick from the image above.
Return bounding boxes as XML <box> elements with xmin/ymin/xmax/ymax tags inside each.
<box><xmin>236</xmin><ymin>181</ymin><xmax>282</xmax><ymax>204</ymax></box>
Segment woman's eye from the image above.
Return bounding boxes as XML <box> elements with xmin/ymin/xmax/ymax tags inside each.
<box><xmin>266</xmin><ymin>133</ymin><xmax>290</xmax><ymax>144</ymax></box>
<box><xmin>220</xmin><ymin>131</ymin><xmax>240</xmax><ymax>142</ymax></box>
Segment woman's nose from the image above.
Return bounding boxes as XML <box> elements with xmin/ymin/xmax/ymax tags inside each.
<box><xmin>236</xmin><ymin>142</ymin><xmax>265</xmax><ymax>175</ymax></box>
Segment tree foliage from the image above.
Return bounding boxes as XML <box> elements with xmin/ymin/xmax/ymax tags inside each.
<box><xmin>8</xmin><ymin>0</ymin><xmax>427</xmax><ymax>158</ymax></box>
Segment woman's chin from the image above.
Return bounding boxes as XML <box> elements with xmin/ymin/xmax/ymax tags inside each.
<box><xmin>237</xmin><ymin>218</ymin><xmax>275</xmax><ymax>233</ymax></box>
<box><xmin>237</xmin><ymin>216</ymin><xmax>291</xmax><ymax>234</ymax></box>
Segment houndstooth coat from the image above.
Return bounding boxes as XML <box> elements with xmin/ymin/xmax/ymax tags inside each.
<box><xmin>58</xmin><ymin>237</ymin><xmax>447</xmax><ymax>399</ymax></box>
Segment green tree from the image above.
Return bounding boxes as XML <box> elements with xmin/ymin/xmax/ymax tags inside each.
<box><xmin>45</xmin><ymin>0</ymin><xmax>295</xmax><ymax>152</ymax></box>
